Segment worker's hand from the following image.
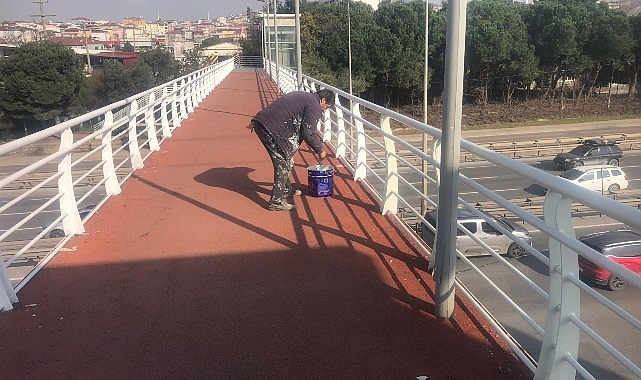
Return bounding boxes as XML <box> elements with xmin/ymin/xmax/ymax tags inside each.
<box><xmin>318</xmin><ymin>150</ymin><xmax>327</xmax><ymax>161</ymax></box>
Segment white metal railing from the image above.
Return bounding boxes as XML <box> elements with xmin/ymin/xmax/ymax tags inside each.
<box><xmin>266</xmin><ymin>61</ymin><xmax>641</xmax><ymax>379</ymax></box>
<box><xmin>0</xmin><ymin>58</ymin><xmax>235</xmax><ymax>309</ymax></box>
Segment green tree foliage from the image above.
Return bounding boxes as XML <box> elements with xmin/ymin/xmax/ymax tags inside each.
<box><xmin>0</xmin><ymin>41</ymin><xmax>84</xmax><ymax>131</ymax></box>
<box><xmin>181</xmin><ymin>49</ymin><xmax>208</xmax><ymax>74</ymax></box>
<box><xmin>97</xmin><ymin>59</ymin><xmax>133</xmax><ymax>104</ymax></box>
<box><xmin>466</xmin><ymin>0</ymin><xmax>539</xmax><ymax>107</ymax></box>
<box><xmin>141</xmin><ymin>48</ymin><xmax>180</xmax><ymax>85</ymax></box>
<box><xmin>122</xmin><ymin>41</ymin><xmax>135</xmax><ymax>52</ymax></box>
<box><xmin>239</xmin><ymin>25</ymin><xmax>262</xmax><ymax>56</ymax></box>
<box><xmin>128</xmin><ymin>59</ymin><xmax>156</xmax><ymax>94</ymax></box>
<box><xmin>629</xmin><ymin>14</ymin><xmax>641</xmax><ymax>96</ymax></box>
<box><xmin>201</xmin><ymin>36</ymin><xmax>222</xmax><ymax>48</ymax></box>
<box><xmin>375</xmin><ymin>1</ymin><xmax>426</xmax><ymax>101</ymax></box>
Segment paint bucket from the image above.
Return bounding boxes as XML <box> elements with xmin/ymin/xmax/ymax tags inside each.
<box><xmin>307</xmin><ymin>165</ymin><xmax>334</xmax><ymax>197</ymax></box>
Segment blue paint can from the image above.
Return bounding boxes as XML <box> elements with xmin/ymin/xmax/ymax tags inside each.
<box><xmin>307</xmin><ymin>165</ymin><xmax>334</xmax><ymax>197</ymax></box>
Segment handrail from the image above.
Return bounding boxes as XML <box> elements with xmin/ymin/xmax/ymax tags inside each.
<box><xmin>0</xmin><ymin>58</ymin><xmax>235</xmax><ymax>308</ymax></box>
<box><xmin>266</xmin><ymin>60</ymin><xmax>641</xmax><ymax>379</ymax></box>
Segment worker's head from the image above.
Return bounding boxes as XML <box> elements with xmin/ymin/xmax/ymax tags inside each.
<box><xmin>317</xmin><ymin>89</ymin><xmax>335</xmax><ymax>111</ymax></box>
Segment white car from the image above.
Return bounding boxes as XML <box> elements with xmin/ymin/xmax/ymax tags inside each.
<box><xmin>559</xmin><ymin>165</ymin><xmax>629</xmax><ymax>193</ymax></box>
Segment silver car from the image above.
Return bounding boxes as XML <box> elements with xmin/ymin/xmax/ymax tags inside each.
<box><xmin>421</xmin><ymin>208</ymin><xmax>532</xmax><ymax>257</ymax></box>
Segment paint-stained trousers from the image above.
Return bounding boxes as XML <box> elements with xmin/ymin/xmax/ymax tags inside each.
<box><xmin>253</xmin><ymin>121</ymin><xmax>294</xmax><ymax>205</ymax></box>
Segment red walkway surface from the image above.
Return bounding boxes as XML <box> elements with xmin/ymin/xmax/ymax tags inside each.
<box><xmin>0</xmin><ymin>70</ymin><xmax>532</xmax><ymax>379</ymax></box>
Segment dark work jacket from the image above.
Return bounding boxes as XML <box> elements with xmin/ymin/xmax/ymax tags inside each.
<box><xmin>252</xmin><ymin>91</ymin><xmax>325</xmax><ymax>158</ymax></box>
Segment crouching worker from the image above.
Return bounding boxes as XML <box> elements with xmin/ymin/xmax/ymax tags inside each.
<box><xmin>250</xmin><ymin>89</ymin><xmax>334</xmax><ymax>211</ymax></box>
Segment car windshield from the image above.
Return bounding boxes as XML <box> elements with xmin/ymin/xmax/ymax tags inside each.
<box><xmin>560</xmin><ymin>169</ymin><xmax>583</xmax><ymax>180</ymax></box>
<box><xmin>568</xmin><ymin>145</ymin><xmax>592</xmax><ymax>156</ymax></box>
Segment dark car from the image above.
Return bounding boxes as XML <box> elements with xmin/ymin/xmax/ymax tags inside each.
<box><xmin>553</xmin><ymin>139</ymin><xmax>623</xmax><ymax>170</ymax></box>
<box><xmin>578</xmin><ymin>230</ymin><xmax>641</xmax><ymax>291</ymax></box>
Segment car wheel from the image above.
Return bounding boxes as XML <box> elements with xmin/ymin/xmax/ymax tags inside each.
<box><xmin>49</xmin><ymin>229</ymin><xmax>65</xmax><ymax>238</ymax></box>
<box><xmin>507</xmin><ymin>243</ymin><xmax>525</xmax><ymax>258</ymax></box>
<box><xmin>607</xmin><ymin>275</ymin><xmax>626</xmax><ymax>291</ymax></box>
<box><xmin>608</xmin><ymin>183</ymin><xmax>620</xmax><ymax>193</ymax></box>
<box><xmin>607</xmin><ymin>158</ymin><xmax>619</xmax><ymax>166</ymax></box>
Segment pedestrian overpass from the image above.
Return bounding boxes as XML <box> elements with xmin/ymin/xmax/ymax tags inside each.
<box><xmin>1</xmin><ymin>58</ymin><xmax>641</xmax><ymax>379</ymax></box>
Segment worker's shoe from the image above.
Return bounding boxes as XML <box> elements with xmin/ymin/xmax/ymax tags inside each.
<box><xmin>268</xmin><ymin>200</ymin><xmax>296</xmax><ymax>211</ymax></box>
<box><xmin>286</xmin><ymin>189</ymin><xmax>302</xmax><ymax>198</ymax></box>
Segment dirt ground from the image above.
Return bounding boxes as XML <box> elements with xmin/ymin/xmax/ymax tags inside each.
<box><xmin>400</xmin><ymin>95</ymin><xmax>641</xmax><ymax>130</ymax></box>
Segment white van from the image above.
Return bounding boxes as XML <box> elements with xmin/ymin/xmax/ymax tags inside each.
<box><xmin>559</xmin><ymin>165</ymin><xmax>629</xmax><ymax>193</ymax></box>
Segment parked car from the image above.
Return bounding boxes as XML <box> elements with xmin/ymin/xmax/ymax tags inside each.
<box><xmin>45</xmin><ymin>205</ymin><xmax>95</xmax><ymax>238</ymax></box>
<box><xmin>421</xmin><ymin>208</ymin><xmax>532</xmax><ymax>257</ymax></box>
<box><xmin>559</xmin><ymin>165</ymin><xmax>628</xmax><ymax>193</ymax></box>
<box><xmin>553</xmin><ymin>139</ymin><xmax>623</xmax><ymax>170</ymax></box>
<box><xmin>578</xmin><ymin>230</ymin><xmax>641</xmax><ymax>290</ymax></box>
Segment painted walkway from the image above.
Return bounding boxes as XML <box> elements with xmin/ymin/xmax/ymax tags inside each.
<box><xmin>0</xmin><ymin>70</ymin><xmax>532</xmax><ymax>379</ymax></box>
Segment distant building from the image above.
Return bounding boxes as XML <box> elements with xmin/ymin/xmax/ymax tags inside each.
<box><xmin>200</xmin><ymin>42</ymin><xmax>242</xmax><ymax>61</ymax></box>
<box><xmin>90</xmin><ymin>51</ymin><xmax>141</xmax><ymax>68</ymax></box>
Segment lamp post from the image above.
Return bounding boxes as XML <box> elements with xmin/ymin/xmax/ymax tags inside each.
<box><xmin>347</xmin><ymin>0</ymin><xmax>354</xmax><ymax>157</ymax></box>
<box><xmin>295</xmin><ymin>0</ymin><xmax>302</xmax><ymax>90</ymax></box>
<box><xmin>257</xmin><ymin>0</ymin><xmax>272</xmax><ymax>76</ymax></box>
<box><xmin>348</xmin><ymin>0</ymin><xmax>353</xmax><ymax>98</ymax></box>
<box><xmin>421</xmin><ymin>0</ymin><xmax>430</xmax><ymax>216</ymax></box>
<box><xmin>273</xmin><ymin>0</ymin><xmax>280</xmax><ymax>89</ymax></box>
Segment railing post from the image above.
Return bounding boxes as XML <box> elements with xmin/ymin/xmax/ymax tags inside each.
<box><xmin>179</xmin><ymin>79</ymin><xmax>188</xmax><ymax>121</ymax></box>
<box><xmin>57</xmin><ymin>128</ymin><xmax>84</xmax><ymax>236</ymax></box>
<box><xmin>353</xmin><ymin>102</ymin><xmax>366</xmax><ymax>181</ymax></box>
<box><xmin>186</xmin><ymin>76</ymin><xmax>195</xmax><ymax>114</ymax></box>
<box><xmin>146</xmin><ymin>92</ymin><xmax>160</xmax><ymax>152</ymax></box>
<box><xmin>335</xmin><ymin>96</ymin><xmax>346</xmax><ymax>159</ymax></box>
<box><xmin>160</xmin><ymin>87</ymin><xmax>172</xmax><ymax>139</ymax></box>
<box><xmin>381</xmin><ymin>115</ymin><xmax>398</xmax><ymax>214</ymax></box>
<box><xmin>101</xmin><ymin>111</ymin><xmax>122</xmax><ymax>196</ymax></box>
<box><xmin>535</xmin><ymin>191</ymin><xmax>580</xmax><ymax>380</ymax></box>
<box><xmin>171</xmin><ymin>82</ymin><xmax>181</xmax><ymax>129</ymax></box>
<box><xmin>0</xmin><ymin>259</ymin><xmax>18</xmax><ymax>311</ymax></box>
<box><xmin>128</xmin><ymin>101</ymin><xmax>144</xmax><ymax>169</ymax></box>
<box><xmin>322</xmin><ymin>94</ymin><xmax>333</xmax><ymax>143</ymax></box>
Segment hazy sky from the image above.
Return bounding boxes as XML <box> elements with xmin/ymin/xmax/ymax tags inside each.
<box><xmin>3</xmin><ymin>0</ymin><xmax>266</xmax><ymax>23</ymax></box>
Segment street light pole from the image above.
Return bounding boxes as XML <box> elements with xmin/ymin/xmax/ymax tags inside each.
<box><xmin>265</xmin><ymin>0</ymin><xmax>272</xmax><ymax>76</ymax></box>
<box><xmin>273</xmin><ymin>0</ymin><xmax>280</xmax><ymax>89</ymax></box>
<box><xmin>348</xmin><ymin>0</ymin><xmax>353</xmax><ymax>98</ymax></box>
<box><xmin>347</xmin><ymin>0</ymin><xmax>354</xmax><ymax>157</ymax></box>
<box><xmin>421</xmin><ymin>0</ymin><xmax>430</xmax><ymax>216</ymax></box>
<box><xmin>295</xmin><ymin>0</ymin><xmax>302</xmax><ymax>90</ymax></box>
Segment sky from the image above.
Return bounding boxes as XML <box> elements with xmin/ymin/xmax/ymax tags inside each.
<box><xmin>2</xmin><ymin>0</ymin><xmax>265</xmax><ymax>23</ymax></box>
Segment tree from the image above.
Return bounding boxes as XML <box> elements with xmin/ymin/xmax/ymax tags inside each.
<box><xmin>629</xmin><ymin>14</ymin><xmax>641</xmax><ymax>97</ymax></box>
<box><xmin>128</xmin><ymin>60</ymin><xmax>155</xmax><ymax>94</ymax></box>
<box><xmin>141</xmin><ymin>48</ymin><xmax>180</xmax><ymax>85</ymax></box>
<box><xmin>583</xmin><ymin>8</ymin><xmax>634</xmax><ymax>104</ymax></box>
<box><xmin>239</xmin><ymin>25</ymin><xmax>262</xmax><ymax>56</ymax></box>
<box><xmin>201</xmin><ymin>36</ymin><xmax>221</xmax><ymax>48</ymax></box>
<box><xmin>0</xmin><ymin>40</ymin><xmax>84</xmax><ymax>133</ymax></box>
<box><xmin>96</xmin><ymin>59</ymin><xmax>133</xmax><ymax>105</ymax></box>
<box><xmin>375</xmin><ymin>2</ymin><xmax>424</xmax><ymax>93</ymax></box>
<box><xmin>466</xmin><ymin>0</ymin><xmax>539</xmax><ymax>108</ymax></box>
<box><xmin>181</xmin><ymin>49</ymin><xmax>208</xmax><ymax>74</ymax></box>
<box><xmin>122</xmin><ymin>41</ymin><xmax>135</xmax><ymax>52</ymax></box>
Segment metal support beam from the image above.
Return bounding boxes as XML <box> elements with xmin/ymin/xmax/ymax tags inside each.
<box><xmin>432</xmin><ymin>0</ymin><xmax>467</xmax><ymax>319</ymax></box>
